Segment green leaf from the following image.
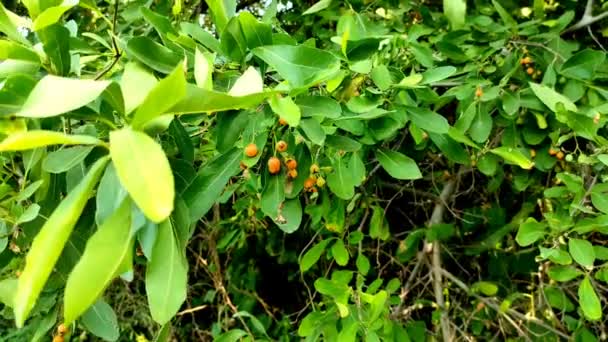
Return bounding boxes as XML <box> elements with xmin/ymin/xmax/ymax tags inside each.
<box><xmin>0</xmin><ymin>2</ymin><xmax>30</xmax><ymax>45</ymax></box>
<box><xmin>539</xmin><ymin>247</ymin><xmax>572</xmax><ymax>265</ymax></box>
<box><xmin>0</xmin><ymin>278</ymin><xmax>16</xmax><ymax>307</ymax></box>
<box><xmin>131</xmin><ymin>63</ymin><xmax>187</xmax><ymax>129</ymax></box>
<box><xmin>126</xmin><ymin>37</ymin><xmax>182</xmax><ymax>74</ymax></box>
<box><xmin>64</xmin><ymin>199</ymin><xmax>133</xmax><ymax>325</ymax></box>
<box><xmin>38</xmin><ymin>24</ymin><xmax>70</xmax><ymax>76</ymax></box>
<box><xmin>300</xmin><ymin>118</ymin><xmax>326</xmax><ymax>145</ymax></box>
<box><xmin>0</xmin><ymin>130</ymin><xmax>102</xmax><ymax>151</ymax></box>
<box><xmin>491</xmin><ymin>0</ymin><xmax>517</xmax><ymax>32</ymax></box>
<box><xmin>182</xmin><ymin>148</ymin><xmax>241</xmax><ymax>223</ymax></box>
<box><xmin>42</xmin><ymin>146</ymin><xmax>95</xmax><ymax>174</ymax></box>
<box><xmin>300</xmin><ymin>239</ymin><xmax>331</xmax><ymax>273</ymax></box>
<box><xmin>110</xmin><ymin>128</ymin><xmax>175</xmax><ymax>223</ymax></box>
<box><xmin>327</xmin><ymin>156</ymin><xmax>355</xmax><ymax>200</ymax></box>
<box><xmin>237</xmin><ymin>11</ymin><xmax>272</xmax><ymax>50</ymax></box>
<box><xmin>170</xmin><ymin>84</ymin><xmax>273</xmax><ymax>114</ymax></box>
<box><xmin>569</xmin><ymin>238</ymin><xmax>595</xmax><ymax>268</ymax></box>
<box><xmin>303</xmin><ymin>0</ymin><xmax>332</xmax><ymax>15</ymax></box>
<box><xmin>81</xmin><ymin>299</ymin><xmax>120</xmax><ymax>342</ymax></box>
<box><xmin>472</xmin><ymin>281</ymin><xmax>498</xmax><ymax>296</ymax></box>
<box><xmin>16</xmin><ymin>76</ymin><xmax>111</xmax><ymax>118</ymax></box>
<box><xmin>14</xmin><ymin>156</ymin><xmax>109</xmax><ymax>327</ymax></box>
<box><xmin>215</xmin><ymin>329</ymin><xmax>248</xmax><ymax>342</ymax></box>
<box><xmin>406</xmin><ymin>107</ymin><xmax>450</xmax><ymax>134</ymax></box>
<box><xmin>489</xmin><ymin>147</ymin><xmax>534</xmax><ymax>170</ymax></box>
<box><xmin>261</xmin><ymin>172</ymin><xmax>286</xmax><ymax>219</ymax></box>
<box><xmin>274</xmin><ymin>199</ymin><xmax>302</xmax><ymax>234</ymax></box>
<box><xmin>269</xmin><ymin>94</ymin><xmax>301</xmax><ymax>126</ymax></box>
<box><xmin>370</xmin><ymin>205</ymin><xmax>389</xmax><ymax>240</ymax></box>
<box><xmin>515</xmin><ymin>218</ymin><xmax>546</xmax><ymax>246</ymax></box>
<box><xmin>376</xmin><ymin>149</ymin><xmax>422</xmax><ymax>180</ymax></box>
<box><xmin>325</xmin><ymin>135</ymin><xmax>361</xmax><ymax>152</ymax></box>
<box><xmin>560</xmin><ymin>49</ymin><xmax>606</xmax><ymax>80</ymax></box>
<box><xmin>120</xmin><ymin>62</ymin><xmax>159</xmax><ymax>115</ymax></box>
<box><xmin>529</xmin><ymin>82</ymin><xmax>577</xmax><ymax>113</ymax></box>
<box><xmin>331</xmin><ymin>239</ymin><xmax>349</xmax><ymax>266</ymax></box>
<box><xmin>579</xmin><ymin>276</ymin><xmax>602</xmax><ymax>321</ymax></box>
<box><xmin>547</xmin><ymin>266</ymin><xmax>583</xmax><ymax>282</ymax></box>
<box><xmin>591</xmin><ymin>184</ymin><xmax>608</xmax><ymax>214</ymax></box>
<box><xmin>370</xmin><ymin>65</ymin><xmax>393</xmax><ymax>91</ymax></box>
<box><xmin>96</xmin><ymin>162</ymin><xmax>128</xmax><ymax>226</ymax></box>
<box><xmin>32</xmin><ymin>0</ymin><xmax>77</xmax><ymax>31</ymax></box>
<box><xmin>252</xmin><ymin>45</ymin><xmax>341</xmax><ymax>88</ymax></box>
<box><xmin>204</xmin><ymin>0</ymin><xmax>235</xmax><ymax>33</ymax></box>
<box><xmin>421</xmin><ymin>66</ymin><xmax>457</xmax><ymax>84</ymax></box>
<box><xmin>544</xmin><ymin>286</ymin><xmax>575</xmax><ymax>312</ymax></box>
<box><xmin>297</xmin><ymin>96</ymin><xmax>342</xmax><ymax>118</ymax></box>
<box><xmin>194</xmin><ymin>48</ymin><xmax>214</xmax><ymax>90</ymax></box>
<box><xmin>443</xmin><ymin>0</ymin><xmax>467</xmax><ymax>29</ymax></box>
<box><xmin>146</xmin><ymin>219</ymin><xmax>188</xmax><ymax>325</ymax></box>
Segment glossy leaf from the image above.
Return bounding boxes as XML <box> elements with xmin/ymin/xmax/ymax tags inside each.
<box><xmin>126</xmin><ymin>37</ymin><xmax>182</xmax><ymax>74</ymax></box>
<box><xmin>194</xmin><ymin>48</ymin><xmax>214</xmax><ymax>90</ymax></box>
<box><xmin>269</xmin><ymin>94</ymin><xmax>301</xmax><ymax>126</ymax></box>
<box><xmin>110</xmin><ymin>128</ymin><xmax>174</xmax><ymax>223</ymax></box>
<box><xmin>261</xmin><ymin>172</ymin><xmax>286</xmax><ymax>219</ymax></box>
<box><xmin>229</xmin><ymin>66</ymin><xmax>263</xmax><ymax>97</ymax></box>
<box><xmin>42</xmin><ymin>146</ymin><xmax>95</xmax><ymax>174</ymax></box>
<box><xmin>300</xmin><ymin>239</ymin><xmax>331</xmax><ymax>273</ymax></box>
<box><xmin>529</xmin><ymin>82</ymin><xmax>577</xmax><ymax>113</ymax></box>
<box><xmin>0</xmin><ymin>2</ymin><xmax>30</xmax><ymax>45</ymax></box>
<box><xmin>327</xmin><ymin>156</ymin><xmax>355</xmax><ymax>200</ymax></box>
<box><xmin>560</xmin><ymin>49</ymin><xmax>605</xmax><ymax>80</ymax></box>
<box><xmin>376</xmin><ymin>149</ymin><xmax>422</xmax><ymax>180</ymax></box>
<box><xmin>490</xmin><ymin>147</ymin><xmax>534</xmax><ymax>170</ymax></box>
<box><xmin>0</xmin><ymin>130</ymin><xmax>102</xmax><ymax>151</ymax></box>
<box><xmin>578</xmin><ymin>276</ymin><xmax>601</xmax><ymax>321</ymax></box>
<box><xmin>303</xmin><ymin>0</ymin><xmax>332</xmax><ymax>15</ymax></box>
<box><xmin>170</xmin><ymin>84</ymin><xmax>273</xmax><ymax>114</ymax></box>
<box><xmin>515</xmin><ymin>218</ymin><xmax>546</xmax><ymax>246</ymax></box>
<box><xmin>204</xmin><ymin>0</ymin><xmax>235</xmax><ymax>33</ymax></box>
<box><xmin>443</xmin><ymin>0</ymin><xmax>467</xmax><ymax>29</ymax></box>
<box><xmin>406</xmin><ymin>107</ymin><xmax>450</xmax><ymax>134</ymax></box>
<box><xmin>569</xmin><ymin>238</ymin><xmax>595</xmax><ymax>268</ymax></box>
<box><xmin>32</xmin><ymin>0</ymin><xmax>77</xmax><ymax>31</ymax></box>
<box><xmin>120</xmin><ymin>62</ymin><xmax>158</xmax><ymax>115</ymax></box>
<box><xmin>81</xmin><ymin>299</ymin><xmax>120</xmax><ymax>342</ymax></box>
<box><xmin>296</xmin><ymin>96</ymin><xmax>341</xmax><ymax>118</ymax></box>
<box><xmin>64</xmin><ymin>199</ymin><xmax>133</xmax><ymax>325</ymax></box>
<box><xmin>14</xmin><ymin>156</ymin><xmax>109</xmax><ymax>327</ymax></box>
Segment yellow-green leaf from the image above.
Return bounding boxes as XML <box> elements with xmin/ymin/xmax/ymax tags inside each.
<box><xmin>110</xmin><ymin>128</ymin><xmax>174</xmax><ymax>223</ymax></box>
<box><xmin>489</xmin><ymin>147</ymin><xmax>534</xmax><ymax>170</ymax></box>
<box><xmin>0</xmin><ymin>130</ymin><xmax>103</xmax><ymax>152</ymax></box>
<box><xmin>579</xmin><ymin>276</ymin><xmax>602</xmax><ymax>321</ymax></box>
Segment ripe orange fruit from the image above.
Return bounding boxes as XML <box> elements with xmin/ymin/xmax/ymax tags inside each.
<box><xmin>288</xmin><ymin>169</ymin><xmax>298</xmax><ymax>179</ymax></box>
<box><xmin>268</xmin><ymin>157</ymin><xmax>281</xmax><ymax>174</ymax></box>
<box><xmin>57</xmin><ymin>324</ymin><xmax>68</xmax><ymax>335</ymax></box>
<box><xmin>526</xmin><ymin>67</ymin><xmax>534</xmax><ymax>75</ymax></box>
<box><xmin>520</xmin><ymin>56</ymin><xmax>532</xmax><ymax>65</ymax></box>
<box><xmin>279</xmin><ymin>118</ymin><xmax>288</xmax><ymax>125</ymax></box>
<box><xmin>548</xmin><ymin>148</ymin><xmax>558</xmax><ymax>156</ymax></box>
<box><xmin>286</xmin><ymin>158</ymin><xmax>297</xmax><ymax>170</ymax></box>
<box><xmin>244</xmin><ymin>143</ymin><xmax>258</xmax><ymax>157</ymax></box>
<box><xmin>304</xmin><ymin>177</ymin><xmax>316</xmax><ymax>190</ymax></box>
<box><xmin>556</xmin><ymin>151</ymin><xmax>564</xmax><ymax>160</ymax></box>
<box><xmin>276</xmin><ymin>141</ymin><xmax>288</xmax><ymax>152</ymax></box>
<box><xmin>475</xmin><ymin>87</ymin><xmax>483</xmax><ymax>98</ymax></box>
<box><xmin>52</xmin><ymin>336</ymin><xmax>64</xmax><ymax>342</ymax></box>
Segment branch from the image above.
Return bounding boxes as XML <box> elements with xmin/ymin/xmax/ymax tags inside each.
<box><xmin>564</xmin><ymin>0</ymin><xmax>608</xmax><ymax>33</ymax></box>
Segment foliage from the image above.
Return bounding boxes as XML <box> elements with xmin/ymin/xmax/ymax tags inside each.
<box><xmin>1</xmin><ymin>0</ymin><xmax>608</xmax><ymax>341</ymax></box>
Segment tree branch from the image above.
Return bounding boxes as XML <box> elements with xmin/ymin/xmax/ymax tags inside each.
<box><xmin>564</xmin><ymin>0</ymin><xmax>608</xmax><ymax>33</ymax></box>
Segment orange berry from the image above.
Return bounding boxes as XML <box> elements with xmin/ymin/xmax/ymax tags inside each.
<box><xmin>278</xmin><ymin>118</ymin><xmax>288</xmax><ymax>125</ymax></box>
<box><xmin>475</xmin><ymin>87</ymin><xmax>483</xmax><ymax>98</ymax></box>
<box><xmin>556</xmin><ymin>151</ymin><xmax>564</xmax><ymax>160</ymax></box>
<box><xmin>268</xmin><ymin>157</ymin><xmax>281</xmax><ymax>174</ymax></box>
<box><xmin>276</xmin><ymin>140</ymin><xmax>288</xmax><ymax>152</ymax></box>
<box><xmin>310</xmin><ymin>187</ymin><xmax>318</xmax><ymax>193</ymax></box>
<box><xmin>288</xmin><ymin>169</ymin><xmax>298</xmax><ymax>179</ymax></box>
<box><xmin>526</xmin><ymin>67</ymin><xmax>534</xmax><ymax>75</ymax></box>
<box><xmin>304</xmin><ymin>177</ymin><xmax>316</xmax><ymax>190</ymax></box>
<box><xmin>52</xmin><ymin>336</ymin><xmax>64</xmax><ymax>342</ymax></box>
<box><xmin>286</xmin><ymin>158</ymin><xmax>297</xmax><ymax>170</ymax></box>
<box><xmin>548</xmin><ymin>148</ymin><xmax>558</xmax><ymax>156</ymax></box>
<box><xmin>520</xmin><ymin>56</ymin><xmax>532</xmax><ymax>65</ymax></box>
<box><xmin>244</xmin><ymin>143</ymin><xmax>258</xmax><ymax>157</ymax></box>
<box><xmin>309</xmin><ymin>164</ymin><xmax>320</xmax><ymax>174</ymax></box>
<box><xmin>57</xmin><ymin>323</ymin><xmax>68</xmax><ymax>335</ymax></box>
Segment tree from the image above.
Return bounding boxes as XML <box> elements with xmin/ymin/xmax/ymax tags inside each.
<box><xmin>0</xmin><ymin>0</ymin><xmax>607</xmax><ymax>340</ymax></box>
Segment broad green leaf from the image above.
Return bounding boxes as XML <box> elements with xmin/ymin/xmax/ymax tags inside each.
<box><xmin>16</xmin><ymin>76</ymin><xmax>110</xmax><ymax>118</ymax></box>
<box><xmin>406</xmin><ymin>107</ymin><xmax>450</xmax><ymax>134</ymax></box>
<box><xmin>170</xmin><ymin>84</ymin><xmax>273</xmax><ymax>114</ymax></box>
<box><xmin>297</xmin><ymin>96</ymin><xmax>342</xmax><ymax>119</ymax></box>
<box><xmin>331</xmin><ymin>239</ymin><xmax>349</xmax><ymax>266</ymax></box>
<box><xmin>369</xmin><ymin>205</ymin><xmax>389</xmax><ymax>240</ymax></box>
<box><xmin>591</xmin><ymin>184</ymin><xmax>608</xmax><ymax>214</ymax></box>
<box><xmin>120</xmin><ymin>62</ymin><xmax>158</xmax><ymax>115</ymax></box>
<box><xmin>515</xmin><ymin>218</ymin><xmax>546</xmax><ymax>246</ymax></box>
<box><xmin>204</xmin><ymin>0</ymin><xmax>235</xmax><ymax>33</ymax></box>
<box><xmin>0</xmin><ymin>130</ymin><xmax>102</xmax><ymax>151</ymax></box>
<box><xmin>261</xmin><ymin>171</ymin><xmax>286</xmax><ymax>219</ymax></box>
<box><xmin>252</xmin><ymin>45</ymin><xmax>341</xmax><ymax>88</ymax></box>
<box><xmin>220</xmin><ymin>15</ymin><xmax>247</xmax><ymax>62</ymax></box>
<box><xmin>238</xmin><ymin>11</ymin><xmax>272</xmax><ymax>50</ymax></box>
<box><xmin>110</xmin><ymin>128</ymin><xmax>174</xmax><ymax>223</ymax></box>
<box><xmin>370</xmin><ymin>65</ymin><xmax>393</xmax><ymax>90</ymax></box>
<box><xmin>539</xmin><ymin>247</ymin><xmax>572</xmax><ymax>265</ymax></box>
<box><xmin>421</xmin><ymin>66</ymin><xmax>457</xmax><ymax>84</ymax></box>
<box><xmin>14</xmin><ymin>156</ymin><xmax>109</xmax><ymax>327</ymax></box>
<box><xmin>569</xmin><ymin>238</ymin><xmax>595</xmax><ymax>268</ymax></box>
<box><xmin>300</xmin><ymin>118</ymin><xmax>326</xmax><ymax>145</ymax></box>
<box><xmin>32</xmin><ymin>0</ymin><xmax>77</xmax><ymax>31</ymax></box>
<box><xmin>376</xmin><ymin>149</ymin><xmax>422</xmax><ymax>180</ymax></box>
<box><xmin>194</xmin><ymin>48</ymin><xmax>214</xmax><ymax>90</ymax></box>
<box><xmin>544</xmin><ymin>286</ymin><xmax>575</xmax><ymax>312</ymax></box>
<box><xmin>578</xmin><ymin>276</ymin><xmax>602</xmax><ymax>320</ymax></box>
<box><xmin>126</xmin><ymin>37</ymin><xmax>182</xmax><ymax>74</ymax></box>
<box><xmin>349</xmin><ymin>152</ymin><xmax>366</xmax><ymax>186</ymax></box>
<box><xmin>547</xmin><ymin>265</ymin><xmax>583</xmax><ymax>282</ymax></box>
<box><xmin>300</xmin><ymin>239</ymin><xmax>331</xmax><ymax>273</ymax></box>
<box><xmin>529</xmin><ymin>82</ymin><xmax>577</xmax><ymax>112</ymax></box>
<box><xmin>146</xmin><ymin>219</ymin><xmax>188</xmax><ymax>325</ymax></box>
<box><xmin>444</xmin><ymin>0</ymin><xmax>467</xmax><ymax>29</ymax></box>
<box><xmin>182</xmin><ymin>148</ymin><xmax>241</xmax><ymax>223</ymax></box>
<box><xmin>64</xmin><ymin>199</ymin><xmax>132</xmax><ymax>325</ymax></box>
<box><xmin>325</xmin><ymin>135</ymin><xmax>361</xmax><ymax>152</ymax></box>
<box><xmin>490</xmin><ymin>147</ymin><xmax>534</xmax><ymax>169</ymax></box>
<box><xmin>327</xmin><ymin>156</ymin><xmax>355</xmax><ymax>200</ymax></box>
<box><xmin>0</xmin><ymin>278</ymin><xmax>16</xmax><ymax>307</ymax></box>
<box><xmin>472</xmin><ymin>281</ymin><xmax>498</xmax><ymax>296</ymax></box>
<box><xmin>560</xmin><ymin>49</ymin><xmax>606</xmax><ymax>80</ymax></box>
<box><xmin>131</xmin><ymin>63</ymin><xmax>187</xmax><ymax>129</ymax></box>
<box><xmin>42</xmin><ymin>145</ymin><xmax>95</xmax><ymax>174</ymax></box>
<box><xmin>492</xmin><ymin>0</ymin><xmax>517</xmax><ymax>32</ymax></box>
<box><xmin>269</xmin><ymin>94</ymin><xmax>301</xmax><ymax>126</ymax></box>
<box><xmin>229</xmin><ymin>66</ymin><xmax>263</xmax><ymax>97</ymax></box>
<box><xmin>303</xmin><ymin>0</ymin><xmax>331</xmax><ymax>15</ymax></box>
<box><xmin>274</xmin><ymin>199</ymin><xmax>302</xmax><ymax>233</ymax></box>
<box><xmin>0</xmin><ymin>2</ymin><xmax>30</xmax><ymax>45</ymax></box>
<box><xmin>81</xmin><ymin>299</ymin><xmax>120</xmax><ymax>342</ymax></box>
<box><xmin>15</xmin><ymin>204</ymin><xmax>40</xmax><ymax>225</ymax></box>
<box><xmin>180</xmin><ymin>22</ymin><xmax>221</xmax><ymax>54</ymax></box>
<box><xmin>38</xmin><ymin>24</ymin><xmax>70</xmax><ymax>76</ymax></box>
<box><xmin>215</xmin><ymin>330</ymin><xmax>248</xmax><ymax>342</ymax></box>
<box><xmin>395</xmin><ymin>73</ymin><xmax>423</xmax><ymax>88</ymax></box>
<box><xmin>96</xmin><ymin>162</ymin><xmax>128</xmax><ymax>226</ymax></box>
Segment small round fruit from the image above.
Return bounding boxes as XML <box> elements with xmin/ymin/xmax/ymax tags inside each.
<box><xmin>475</xmin><ymin>87</ymin><xmax>483</xmax><ymax>98</ymax></box>
<box><xmin>279</xmin><ymin>118</ymin><xmax>288</xmax><ymax>125</ymax></box>
<box><xmin>530</xmin><ymin>149</ymin><xmax>536</xmax><ymax>158</ymax></box>
<box><xmin>310</xmin><ymin>164</ymin><xmax>320</xmax><ymax>174</ymax></box>
<box><xmin>52</xmin><ymin>336</ymin><xmax>64</xmax><ymax>342</ymax></box>
<box><xmin>520</xmin><ymin>56</ymin><xmax>532</xmax><ymax>65</ymax></box>
<box><xmin>548</xmin><ymin>148</ymin><xmax>558</xmax><ymax>156</ymax></box>
<box><xmin>316</xmin><ymin>177</ymin><xmax>326</xmax><ymax>188</ymax></box>
<box><xmin>565</xmin><ymin>154</ymin><xmax>573</xmax><ymax>162</ymax></box>
<box><xmin>556</xmin><ymin>151</ymin><xmax>565</xmax><ymax>160</ymax></box>
<box><xmin>244</xmin><ymin>143</ymin><xmax>258</xmax><ymax>157</ymax></box>
<box><xmin>286</xmin><ymin>158</ymin><xmax>297</xmax><ymax>170</ymax></box>
<box><xmin>304</xmin><ymin>177</ymin><xmax>316</xmax><ymax>190</ymax></box>
<box><xmin>268</xmin><ymin>157</ymin><xmax>281</xmax><ymax>174</ymax></box>
<box><xmin>526</xmin><ymin>67</ymin><xmax>534</xmax><ymax>75</ymax></box>
<box><xmin>57</xmin><ymin>324</ymin><xmax>68</xmax><ymax>335</ymax></box>
<box><xmin>288</xmin><ymin>169</ymin><xmax>298</xmax><ymax>179</ymax></box>
<box><xmin>276</xmin><ymin>140</ymin><xmax>288</xmax><ymax>152</ymax></box>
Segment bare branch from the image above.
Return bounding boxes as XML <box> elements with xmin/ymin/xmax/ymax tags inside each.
<box><xmin>564</xmin><ymin>0</ymin><xmax>608</xmax><ymax>33</ymax></box>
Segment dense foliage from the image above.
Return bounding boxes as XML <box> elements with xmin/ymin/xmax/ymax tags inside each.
<box><xmin>1</xmin><ymin>0</ymin><xmax>608</xmax><ymax>340</ymax></box>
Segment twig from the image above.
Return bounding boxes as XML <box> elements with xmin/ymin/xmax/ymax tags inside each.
<box><xmin>177</xmin><ymin>305</ymin><xmax>208</xmax><ymax>316</ymax></box>
<box><xmin>564</xmin><ymin>0</ymin><xmax>608</xmax><ymax>33</ymax></box>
